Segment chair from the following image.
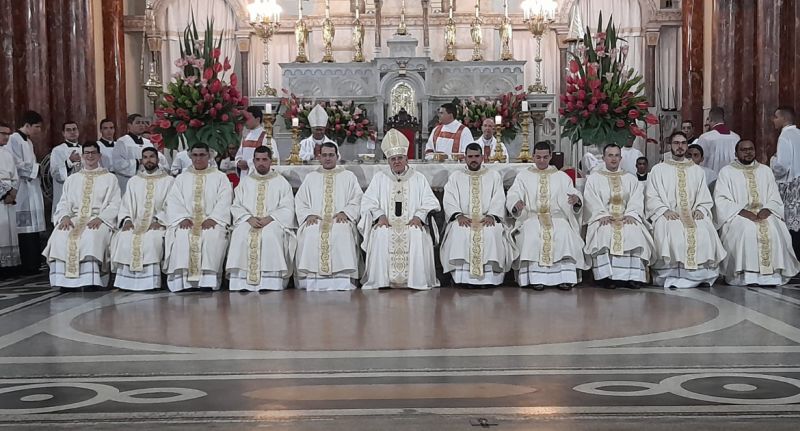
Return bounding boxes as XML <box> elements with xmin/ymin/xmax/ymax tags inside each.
<box><xmin>385</xmin><ymin>108</ymin><xmax>421</xmax><ymax>159</ymax></box>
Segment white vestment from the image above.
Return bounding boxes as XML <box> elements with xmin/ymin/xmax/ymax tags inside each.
<box><xmin>42</xmin><ymin>168</ymin><xmax>120</xmax><ymax>288</ymax></box>
<box><xmin>359</xmin><ymin>167</ymin><xmax>441</xmax><ymax>289</ymax></box>
<box><xmin>8</xmin><ymin>132</ymin><xmax>45</xmax><ymax>233</ymax></box>
<box><xmin>237</xmin><ymin>126</ymin><xmax>280</xmax><ymax>170</ymax></box>
<box><xmin>476</xmin><ymin>136</ymin><xmax>510</xmax><ymax>163</ymax></box>
<box><xmin>646</xmin><ymin>159</ymin><xmax>727</xmax><ymax>287</ymax></box>
<box><xmin>583</xmin><ymin>167</ymin><xmax>654</xmax><ymax>282</ymax></box>
<box><xmin>299</xmin><ymin>136</ymin><xmax>338</xmax><ymax>162</ymax></box>
<box><xmin>113</xmin><ymin>134</ymin><xmax>168</xmax><ymax>190</ymax></box>
<box><xmin>696</xmin><ymin>128</ymin><xmax>741</xmax><ymax>173</ymax></box>
<box><xmin>620</xmin><ymin>146</ymin><xmax>644</xmax><ymax>175</ymax></box>
<box><xmin>295</xmin><ymin>168</ymin><xmax>363</xmax><ymax>291</ymax></box>
<box><xmin>581</xmin><ymin>146</ymin><xmax>604</xmax><ymax>176</ymax></box>
<box><xmin>507</xmin><ymin>166</ymin><xmax>587</xmax><ymax>286</ymax></box>
<box><xmin>0</xmin><ymin>146</ymin><xmax>20</xmax><ymax>268</ymax></box>
<box><xmin>97</xmin><ymin>139</ymin><xmax>116</xmax><ymax>172</ymax></box>
<box><xmin>170</xmin><ymin>150</ymin><xmax>217</xmax><ymax>176</ymax></box>
<box><xmin>227</xmin><ymin>171</ymin><xmax>296</xmax><ymax>291</ymax></box>
<box><xmin>49</xmin><ymin>142</ymin><xmax>82</xmax><ymax>220</ymax></box>
<box><xmin>441</xmin><ymin>167</ymin><xmax>512</xmax><ymax>285</ymax></box>
<box><xmin>714</xmin><ymin>161</ymin><xmax>800</xmax><ymax>285</ymax></box>
<box><xmin>771</xmin><ymin>125</ymin><xmax>800</xmax><ymax>183</ymax></box>
<box><xmin>110</xmin><ymin>170</ymin><xmax>174</xmax><ymax>291</ymax></box>
<box><xmin>424</xmin><ymin>120</ymin><xmax>475</xmax><ymax>159</ymax></box>
<box><xmin>163</xmin><ymin>167</ymin><xmax>232</xmax><ymax>291</ymax></box>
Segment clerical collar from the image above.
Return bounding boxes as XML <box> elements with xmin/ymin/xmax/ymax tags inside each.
<box><xmin>139</xmin><ymin>169</ymin><xmax>167</xmax><ymax>178</ymax></box>
<box><xmin>188</xmin><ymin>166</ymin><xmax>217</xmax><ymax>175</ymax></box>
<box><xmin>65</xmin><ymin>140</ymin><xmax>79</xmax><ymax>147</ymax></box>
<box><xmin>318</xmin><ymin>166</ymin><xmax>343</xmax><ymax>174</ymax></box>
<box><xmin>99</xmin><ymin>138</ymin><xmax>114</xmax><ymax>147</ymax></box>
<box><xmin>732</xmin><ymin>160</ymin><xmax>759</xmax><ymax>170</ymax></box>
<box><xmin>637</xmin><ymin>173</ymin><xmax>648</xmax><ymax>180</ymax></box>
<box><xmin>665</xmin><ymin>158</ymin><xmax>694</xmax><ymax>167</ymax></box>
<box><xmin>390</xmin><ymin>165</ymin><xmax>413</xmax><ymax>181</ymax></box>
<box><xmin>465</xmin><ymin>166</ymin><xmax>487</xmax><ymax>176</ymax></box>
<box><xmin>529</xmin><ymin>165</ymin><xmax>557</xmax><ymax>174</ymax></box>
<box><xmin>81</xmin><ymin>166</ymin><xmax>108</xmax><ymax>175</ymax></box>
<box><xmin>127</xmin><ymin>133</ymin><xmax>144</xmax><ymax>146</ymax></box>
<box><xmin>16</xmin><ymin>130</ymin><xmax>28</xmax><ymax>141</ymax></box>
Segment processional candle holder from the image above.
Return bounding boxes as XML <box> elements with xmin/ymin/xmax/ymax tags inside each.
<box><xmin>287</xmin><ymin>119</ymin><xmax>302</xmax><ymax>165</ymax></box>
<box><xmin>517</xmin><ymin>111</ymin><xmax>532</xmax><ymax>163</ymax></box>
<box><xmin>443</xmin><ymin>2</ymin><xmax>457</xmax><ymax>61</ymax></box>
<box><xmin>489</xmin><ymin>116</ymin><xmax>507</xmax><ymax>163</ymax></box>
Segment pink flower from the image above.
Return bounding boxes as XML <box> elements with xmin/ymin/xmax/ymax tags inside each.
<box><xmin>211</xmin><ymin>48</ymin><xmax>221</xmax><ymax>59</ymax></box>
<box><xmin>581</xmin><ymin>110</ymin><xmax>590</xmax><ymax>119</ymax></box>
<box><xmin>176</xmin><ymin>122</ymin><xmax>188</xmax><ymax>133</ymax></box>
<box><xmin>645</xmin><ymin>114</ymin><xmax>659</xmax><ymax>125</ymax></box>
<box><xmin>636</xmin><ymin>101</ymin><xmax>649</xmax><ymax>110</ymax></box>
<box><xmin>599</xmin><ymin>104</ymin><xmax>609</xmax><ymax>113</ymax></box>
<box><xmin>158</xmin><ymin>119</ymin><xmax>171</xmax><ymax>129</ymax></box>
<box><xmin>209</xmin><ymin>108</ymin><xmax>217</xmax><ymax>118</ymax></box>
<box><xmin>223</xmin><ymin>57</ymin><xmax>232</xmax><ymax>71</ymax></box>
<box><xmin>230</xmin><ymin>73</ymin><xmax>238</xmax><ymax>87</ymax></box>
<box><xmin>150</xmin><ymin>133</ymin><xmax>163</xmax><ymax>144</ymax></box>
<box><xmin>203</xmin><ymin>68</ymin><xmax>214</xmax><ymax>81</ymax></box>
<box><xmin>221</xmin><ymin>114</ymin><xmax>229</xmax><ymax>122</ymax></box>
<box><xmin>628</xmin><ymin>109</ymin><xmax>640</xmax><ymax>120</ymax></box>
<box><xmin>164</xmin><ymin>95</ymin><xmax>175</xmax><ymax>103</ymax></box>
<box><xmin>189</xmin><ymin>119</ymin><xmax>204</xmax><ymax>128</ymax></box>
<box><xmin>577</xmin><ymin>90</ymin><xmax>587</xmax><ymax>100</ymax></box>
<box><xmin>213</xmin><ymin>62</ymin><xmax>223</xmax><ymax>73</ymax></box>
<box><xmin>588</xmin><ymin>104</ymin><xmax>596</xmax><ymax>112</ymax></box>
<box><xmin>569</xmin><ymin>60</ymin><xmax>579</xmax><ymax>74</ymax></box>
<box><xmin>569</xmin><ymin>117</ymin><xmax>578</xmax><ymax>124</ymax></box>
<box><xmin>214</xmin><ymin>102</ymin><xmax>223</xmax><ymax>110</ymax></box>
<box><xmin>209</xmin><ymin>80</ymin><xmax>222</xmax><ymax>94</ymax></box>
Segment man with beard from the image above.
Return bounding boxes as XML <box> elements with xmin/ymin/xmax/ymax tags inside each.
<box><xmin>714</xmin><ymin>139</ymin><xmax>800</xmax><ymax>286</ymax></box>
<box><xmin>111</xmin><ymin>147</ymin><xmax>174</xmax><ymax>290</ymax></box>
<box><xmin>43</xmin><ymin>142</ymin><xmax>120</xmax><ymax>289</ymax></box>
<box><xmin>163</xmin><ymin>143</ymin><xmax>232</xmax><ymax>291</ymax></box>
<box><xmin>583</xmin><ymin>144</ymin><xmax>654</xmax><ymax>289</ymax></box>
<box><xmin>646</xmin><ymin>131</ymin><xmax>726</xmax><ymax>288</ymax></box>
<box><xmin>113</xmin><ymin>113</ymin><xmax>167</xmax><ymax>191</ymax></box>
<box><xmin>360</xmin><ymin>129</ymin><xmax>440</xmax><ymax>289</ymax></box>
<box><xmin>97</xmin><ymin>119</ymin><xmax>116</xmax><ymax>172</ymax></box>
<box><xmin>507</xmin><ymin>142</ymin><xmax>587</xmax><ymax>290</ymax></box>
<box><xmin>295</xmin><ymin>142</ymin><xmax>363</xmax><ymax>291</ymax></box>
<box><xmin>226</xmin><ymin>146</ymin><xmax>296</xmax><ymax>291</ymax></box>
<box><xmin>440</xmin><ymin>142</ymin><xmax>512</xmax><ymax>287</ymax></box>
<box><xmin>50</xmin><ymin>121</ymin><xmax>82</xmax><ymax>217</ymax></box>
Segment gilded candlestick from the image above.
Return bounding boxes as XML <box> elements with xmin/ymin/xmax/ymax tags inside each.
<box><xmin>517</xmin><ymin>111</ymin><xmax>532</xmax><ymax>162</ymax></box>
<box><xmin>287</xmin><ymin>125</ymin><xmax>302</xmax><ymax>165</ymax></box>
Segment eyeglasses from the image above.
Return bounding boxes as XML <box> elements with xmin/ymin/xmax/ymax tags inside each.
<box><xmin>83</xmin><ymin>151</ymin><xmax>99</xmax><ymax>155</ymax></box>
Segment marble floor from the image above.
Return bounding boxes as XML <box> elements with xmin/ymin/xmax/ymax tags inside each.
<box><xmin>2</xmin><ymin>274</ymin><xmax>800</xmax><ymax>429</ymax></box>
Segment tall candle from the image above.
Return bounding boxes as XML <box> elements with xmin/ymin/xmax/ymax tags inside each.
<box><xmin>504</xmin><ymin>0</ymin><xmax>508</xmax><ymax>18</ymax></box>
<box><xmin>265</xmin><ymin>103</ymin><xmax>273</xmax><ymax>113</ymax></box>
<box><xmin>292</xmin><ymin>117</ymin><xmax>299</xmax><ymax>127</ymax></box>
<box><xmin>298</xmin><ymin>0</ymin><xmax>302</xmax><ymax>19</ymax></box>
<box><xmin>449</xmin><ymin>0</ymin><xmax>453</xmax><ymax>19</ymax></box>
<box><xmin>521</xmin><ymin>101</ymin><xmax>528</xmax><ymax>112</ymax></box>
<box><xmin>495</xmin><ymin>115</ymin><xmax>502</xmax><ymax>125</ymax></box>
<box><xmin>325</xmin><ymin>0</ymin><xmax>330</xmax><ymax>19</ymax></box>
<box><xmin>356</xmin><ymin>0</ymin><xmax>360</xmax><ymax>19</ymax></box>
<box><xmin>475</xmin><ymin>0</ymin><xmax>479</xmax><ymax>18</ymax></box>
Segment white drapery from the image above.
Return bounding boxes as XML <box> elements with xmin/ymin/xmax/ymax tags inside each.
<box><xmin>572</xmin><ymin>0</ymin><xmax>644</xmax><ymax>80</ymax></box>
<box><xmin>157</xmin><ymin>0</ymin><xmax>239</xmax><ymax>89</ymax></box>
<box><xmin>656</xmin><ymin>26</ymin><xmax>681</xmax><ymax>111</ymax></box>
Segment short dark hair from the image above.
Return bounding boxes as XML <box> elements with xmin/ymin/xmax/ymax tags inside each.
<box><xmin>465</xmin><ymin>142</ymin><xmax>482</xmax><ymax>154</ymax></box>
<box><xmin>62</xmin><ymin>121</ymin><xmax>78</xmax><ymax>131</ymax></box>
<box><xmin>190</xmin><ymin>142</ymin><xmax>210</xmax><ymax>153</ymax></box>
<box><xmin>681</xmin><ymin>120</ymin><xmax>693</xmax><ymax>126</ymax></box>
<box><xmin>141</xmin><ymin>147</ymin><xmax>159</xmax><ymax>158</ymax></box>
<box><xmin>20</xmin><ymin>110</ymin><xmax>43</xmax><ymax>127</ymax></box>
<box><xmin>127</xmin><ymin>113</ymin><xmax>143</xmax><ymax>124</ymax></box>
<box><xmin>320</xmin><ymin>141</ymin><xmax>338</xmax><ymax>154</ymax></box>
<box><xmin>253</xmin><ymin>145</ymin><xmax>273</xmax><ymax>158</ymax></box>
<box><xmin>246</xmin><ymin>106</ymin><xmax>264</xmax><ymax>121</ymax></box>
<box><xmin>776</xmin><ymin>106</ymin><xmax>796</xmax><ymax>124</ymax></box>
<box><xmin>735</xmin><ymin>139</ymin><xmax>755</xmax><ymax>152</ymax></box>
<box><xmin>688</xmin><ymin>143</ymin><xmax>704</xmax><ymax>158</ymax></box>
<box><xmin>0</xmin><ymin>121</ymin><xmax>12</xmax><ymax>130</ymax></box>
<box><xmin>603</xmin><ymin>143</ymin><xmax>620</xmax><ymax>155</ymax></box>
<box><xmin>82</xmin><ymin>141</ymin><xmax>100</xmax><ymax>153</ymax></box>
<box><xmin>669</xmin><ymin>131</ymin><xmax>688</xmax><ymax>143</ymax></box>
<box><xmin>533</xmin><ymin>141</ymin><xmax>552</xmax><ymax>153</ymax></box>
<box><xmin>99</xmin><ymin>118</ymin><xmax>115</xmax><ymax>128</ymax></box>
<box><xmin>440</xmin><ymin>103</ymin><xmax>457</xmax><ymax>116</ymax></box>
<box><xmin>636</xmin><ymin>156</ymin><xmax>648</xmax><ymax>164</ymax></box>
<box><xmin>708</xmin><ymin>106</ymin><xmax>725</xmax><ymax>122</ymax></box>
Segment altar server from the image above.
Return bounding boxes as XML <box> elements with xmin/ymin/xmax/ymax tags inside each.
<box><xmin>424</xmin><ymin>103</ymin><xmax>475</xmax><ymax>160</ymax></box>
<box><xmin>49</xmin><ymin>121</ymin><xmax>82</xmax><ymax>217</ymax></box>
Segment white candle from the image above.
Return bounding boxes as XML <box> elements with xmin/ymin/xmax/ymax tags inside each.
<box><xmin>504</xmin><ymin>0</ymin><xmax>508</xmax><ymax>18</ymax></box>
<box><xmin>475</xmin><ymin>0</ymin><xmax>479</xmax><ymax>18</ymax></box>
<box><xmin>292</xmin><ymin>117</ymin><xmax>299</xmax><ymax>127</ymax></box>
<box><xmin>298</xmin><ymin>0</ymin><xmax>302</xmax><ymax>19</ymax></box>
<box><xmin>325</xmin><ymin>0</ymin><xmax>330</xmax><ymax>19</ymax></box>
<box><xmin>356</xmin><ymin>0</ymin><xmax>360</xmax><ymax>19</ymax></box>
<box><xmin>521</xmin><ymin>101</ymin><xmax>528</xmax><ymax>112</ymax></box>
<box><xmin>449</xmin><ymin>0</ymin><xmax>453</xmax><ymax>19</ymax></box>
<box><xmin>265</xmin><ymin>103</ymin><xmax>273</xmax><ymax>113</ymax></box>
<box><xmin>495</xmin><ymin>115</ymin><xmax>502</xmax><ymax>125</ymax></box>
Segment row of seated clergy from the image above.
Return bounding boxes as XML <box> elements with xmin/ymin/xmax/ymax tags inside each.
<box><xmin>41</xmin><ymin>134</ymin><xmax>800</xmax><ymax>292</ymax></box>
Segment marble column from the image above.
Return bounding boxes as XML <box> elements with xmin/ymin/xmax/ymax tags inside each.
<box><xmin>374</xmin><ymin>0</ymin><xmax>382</xmax><ymax>54</ymax></box>
<box><xmin>681</xmin><ymin>0</ymin><xmax>703</xmax><ymax>132</ymax></box>
<box><xmin>101</xmin><ymin>0</ymin><xmax>127</xmax><ymax>133</ymax></box>
<box><xmin>645</xmin><ymin>32</ymin><xmax>659</xmax><ymax>106</ymax></box>
<box><xmin>236</xmin><ymin>35</ymin><xmax>251</xmax><ymax>97</ymax></box>
<box><xmin>754</xmin><ymin>0</ymin><xmax>781</xmax><ymax>161</ymax></box>
<box><xmin>421</xmin><ymin>0</ymin><xmax>430</xmax><ymax>55</ymax></box>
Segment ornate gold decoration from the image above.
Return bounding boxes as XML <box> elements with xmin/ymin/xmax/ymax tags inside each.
<box><xmin>186</xmin><ymin>167</ymin><xmax>216</xmax><ymax>281</ymax></box>
<box><xmin>389</xmin><ymin>179</ymin><xmax>410</xmax><ymax>285</ymax></box>
<box><xmin>287</xmin><ymin>123</ymin><xmax>302</xmax><ymax>165</ymax></box>
<box><xmin>318</xmin><ymin>170</ymin><xmax>337</xmax><ymax>275</ymax></box>
<box><xmin>469</xmin><ymin>172</ymin><xmax>484</xmax><ymax>277</ymax></box>
<box><xmin>470</xmin><ymin>0</ymin><xmax>483</xmax><ymax>61</ymax></box>
<box><xmin>130</xmin><ymin>174</ymin><xmax>166</xmax><ymax>271</ymax></box>
<box><xmin>530</xmin><ymin>167</ymin><xmax>555</xmax><ymax>266</ymax></box>
<box><xmin>671</xmin><ymin>162</ymin><xmax>698</xmax><ymax>270</ymax></box>
<box><xmin>499</xmin><ymin>15</ymin><xmax>514</xmax><ymax>61</ymax></box>
<box><xmin>321</xmin><ymin>0</ymin><xmax>335</xmax><ymax>63</ymax></box>
<box><xmin>352</xmin><ymin>15</ymin><xmax>365</xmax><ymax>62</ymax></box>
<box><xmin>247</xmin><ymin>176</ymin><xmax>270</xmax><ymax>285</ymax></box>
<box><xmin>65</xmin><ymin>171</ymin><xmax>104</xmax><ymax>278</ymax></box>
<box><xmin>522</xmin><ymin>0</ymin><xmax>556</xmax><ymax>92</ymax></box>
<box><xmin>737</xmin><ymin>163</ymin><xmax>773</xmax><ymax>274</ymax></box>
<box><xmin>489</xmin><ymin>123</ymin><xmax>506</xmax><ymax>163</ymax></box>
<box><xmin>397</xmin><ymin>0</ymin><xmax>408</xmax><ymax>35</ymax></box>
<box><xmin>294</xmin><ymin>1</ymin><xmax>309</xmax><ymax>63</ymax></box>
<box><xmin>516</xmin><ymin>111</ymin><xmax>532</xmax><ymax>163</ymax></box>
<box><xmin>444</xmin><ymin>3</ymin><xmax>457</xmax><ymax>62</ymax></box>
<box><xmin>249</xmin><ymin>0</ymin><xmax>281</xmax><ymax>96</ymax></box>
<box><xmin>602</xmin><ymin>170</ymin><xmax>625</xmax><ymax>256</ymax></box>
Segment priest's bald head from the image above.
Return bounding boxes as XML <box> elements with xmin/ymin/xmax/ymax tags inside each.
<box><xmin>190</xmin><ymin>143</ymin><xmax>211</xmax><ymax>170</ymax></box>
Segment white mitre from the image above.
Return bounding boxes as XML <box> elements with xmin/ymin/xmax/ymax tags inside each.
<box><xmin>382</xmin><ymin>128</ymin><xmax>409</xmax><ymax>158</ymax></box>
<box><xmin>308</xmin><ymin>104</ymin><xmax>329</xmax><ymax>128</ymax></box>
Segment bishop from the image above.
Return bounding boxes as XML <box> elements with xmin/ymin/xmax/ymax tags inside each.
<box><xmin>299</xmin><ymin>104</ymin><xmax>338</xmax><ymax>161</ymax></box>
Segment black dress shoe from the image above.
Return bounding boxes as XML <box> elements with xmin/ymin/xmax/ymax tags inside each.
<box><xmin>531</xmin><ymin>284</ymin><xmax>545</xmax><ymax>291</ymax></box>
<box><xmin>557</xmin><ymin>283</ymin><xmax>573</xmax><ymax>291</ymax></box>
<box><xmin>628</xmin><ymin>281</ymin><xmax>645</xmax><ymax>289</ymax></box>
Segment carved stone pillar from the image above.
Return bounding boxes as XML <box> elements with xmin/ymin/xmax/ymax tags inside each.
<box><xmin>421</xmin><ymin>0</ymin><xmax>431</xmax><ymax>56</ymax></box>
<box><xmin>681</xmin><ymin>0</ymin><xmax>704</xmax><ymax>132</ymax></box>
<box><xmin>555</xmin><ymin>33</ymin><xmax>570</xmax><ymax>99</ymax></box>
<box><xmin>645</xmin><ymin>32</ymin><xmax>659</xmax><ymax>106</ymax></box>
<box><xmin>754</xmin><ymin>0</ymin><xmax>781</xmax><ymax>161</ymax></box>
<box><xmin>236</xmin><ymin>33</ymin><xmax>251</xmax><ymax>97</ymax></box>
<box><xmin>102</xmin><ymin>0</ymin><xmax>127</xmax><ymax>132</ymax></box>
<box><xmin>374</xmin><ymin>0</ymin><xmax>382</xmax><ymax>56</ymax></box>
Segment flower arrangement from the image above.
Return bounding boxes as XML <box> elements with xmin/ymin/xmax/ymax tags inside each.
<box><xmin>559</xmin><ymin>14</ymin><xmax>658</xmax><ymax>146</ymax></box>
<box><xmin>452</xmin><ymin>86</ymin><xmax>527</xmax><ymax>141</ymax></box>
<box><xmin>280</xmin><ymin>90</ymin><xmax>373</xmax><ymax>143</ymax></box>
<box><xmin>150</xmin><ymin>16</ymin><xmax>248</xmax><ymax>155</ymax></box>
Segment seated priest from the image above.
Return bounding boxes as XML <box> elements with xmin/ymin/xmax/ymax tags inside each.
<box><xmin>226</xmin><ymin>146</ymin><xmax>296</xmax><ymax>291</ymax></box>
<box><xmin>424</xmin><ymin>103</ymin><xmax>475</xmax><ymax>161</ymax></box>
<box><xmin>713</xmin><ymin>139</ymin><xmax>800</xmax><ymax>286</ymax></box>
<box><xmin>163</xmin><ymin>143</ymin><xmax>233</xmax><ymax>292</ymax></box>
<box><xmin>583</xmin><ymin>144</ymin><xmax>655</xmax><ymax>289</ymax></box>
<box><xmin>440</xmin><ymin>142</ymin><xmax>512</xmax><ymax>286</ymax></box>
<box><xmin>43</xmin><ymin>141</ymin><xmax>121</xmax><ymax>289</ymax></box>
<box><xmin>299</xmin><ymin>104</ymin><xmax>338</xmax><ymax>162</ymax></box>
<box><xmin>111</xmin><ymin>147</ymin><xmax>174</xmax><ymax>291</ymax></box>
<box><xmin>646</xmin><ymin>132</ymin><xmax>726</xmax><ymax>288</ymax></box>
<box><xmin>506</xmin><ymin>142</ymin><xmax>587</xmax><ymax>290</ymax></box>
<box><xmin>359</xmin><ymin>129</ymin><xmax>441</xmax><ymax>289</ymax></box>
<box><xmin>295</xmin><ymin>142</ymin><xmax>363</xmax><ymax>291</ymax></box>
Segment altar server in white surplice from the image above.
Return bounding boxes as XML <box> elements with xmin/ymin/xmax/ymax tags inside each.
<box><xmin>0</xmin><ymin>122</ymin><xmax>20</xmax><ymax>271</ymax></box>
<box><xmin>425</xmin><ymin>103</ymin><xmax>475</xmax><ymax>160</ymax></box>
<box><xmin>696</xmin><ymin>106</ymin><xmax>740</xmax><ymax>173</ymax></box>
<box><xmin>113</xmin><ymin>113</ymin><xmax>168</xmax><ymax>190</ymax></box>
<box><xmin>584</xmin><ymin>144</ymin><xmax>654</xmax><ymax>289</ymax></box>
<box><xmin>49</xmin><ymin>121</ymin><xmax>82</xmax><ymax>218</ymax></box>
<box><xmin>299</xmin><ymin>104</ymin><xmax>338</xmax><ymax>162</ymax></box>
<box><xmin>507</xmin><ymin>142</ymin><xmax>587</xmax><ymax>290</ymax></box>
<box><xmin>226</xmin><ymin>146</ymin><xmax>297</xmax><ymax>291</ymax></box>
<box><xmin>236</xmin><ymin>106</ymin><xmax>279</xmax><ymax>172</ymax></box>
<box><xmin>646</xmin><ymin>132</ymin><xmax>726</xmax><ymax>288</ymax></box>
<box><xmin>359</xmin><ymin>129</ymin><xmax>441</xmax><ymax>290</ymax></box>
<box><xmin>440</xmin><ymin>142</ymin><xmax>512</xmax><ymax>286</ymax></box>
<box><xmin>295</xmin><ymin>142</ymin><xmax>363</xmax><ymax>291</ymax></box>
<box><xmin>111</xmin><ymin>147</ymin><xmax>174</xmax><ymax>291</ymax></box>
<box><xmin>163</xmin><ymin>143</ymin><xmax>232</xmax><ymax>292</ymax></box>
<box><xmin>97</xmin><ymin>118</ymin><xmax>117</xmax><ymax>172</ymax></box>
<box><xmin>714</xmin><ymin>139</ymin><xmax>800</xmax><ymax>286</ymax></box>
<box><xmin>43</xmin><ymin>142</ymin><xmax>120</xmax><ymax>289</ymax></box>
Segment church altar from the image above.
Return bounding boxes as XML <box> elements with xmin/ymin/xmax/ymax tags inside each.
<box><xmin>273</xmin><ymin>162</ymin><xmax>544</xmax><ymax>191</ymax></box>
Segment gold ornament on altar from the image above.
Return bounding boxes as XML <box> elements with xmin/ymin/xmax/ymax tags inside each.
<box><xmin>517</xmin><ymin>110</ymin><xmax>532</xmax><ymax>162</ymax></box>
<box><xmin>321</xmin><ymin>0</ymin><xmax>335</xmax><ymax>63</ymax></box>
<box><xmin>294</xmin><ymin>0</ymin><xmax>309</xmax><ymax>63</ymax></box>
<box><xmin>262</xmin><ymin>105</ymin><xmax>278</xmax><ymax>162</ymax></box>
<box><xmin>470</xmin><ymin>0</ymin><xmax>483</xmax><ymax>61</ymax></box>
<box><xmin>522</xmin><ymin>0</ymin><xmax>557</xmax><ymax>93</ymax></box>
<box><xmin>489</xmin><ymin>116</ymin><xmax>507</xmax><ymax>163</ymax></box>
<box><xmin>352</xmin><ymin>5</ymin><xmax>365</xmax><ymax>62</ymax></box>
<box><xmin>287</xmin><ymin>117</ymin><xmax>302</xmax><ymax>165</ymax></box>
<box><xmin>499</xmin><ymin>1</ymin><xmax>514</xmax><ymax>61</ymax></box>
<box><xmin>444</xmin><ymin>1</ymin><xmax>457</xmax><ymax>61</ymax></box>
<box><xmin>397</xmin><ymin>0</ymin><xmax>408</xmax><ymax>35</ymax></box>
<box><xmin>248</xmin><ymin>0</ymin><xmax>282</xmax><ymax>96</ymax></box>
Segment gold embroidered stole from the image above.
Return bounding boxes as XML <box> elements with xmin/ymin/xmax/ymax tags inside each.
<box><xmin>247</xmin><ymin>173</ymin><xmax>274</xmax><ymax>285</ymax></box>
<box><xmin>389</xmin><ymin>175</ymin><xmax>410</xmax><ymax>285</ymax></box>
<box><xmin>735</xmin><ymin>162</ymin><xmax>772</xmax><ymax>274</ymax></box>
<box><xmin>667</xmin><ymin>160</ymin><xmax>698</xmax><ymax>269</ymax></box>
<box><xmin>131</xmin><ymin>172</ymin><xmax>167</xmax><ymax>271</ymax></box>
<box><xmin>600</xmin><ymin>169</ymin><xmax>626</xmax><ymax>256</ymax></box>
<box><xmin>467</xmin><ymin>169</ymin><xmax>486</xmax><ymax>277</ymax></box>
<box><xmin>319</xmin><ymin>168</ymin><xmax>342</xmax><ymax>275</ymax></box>
<box><xmin>65</xmin><ymin>170</ymin><xmax>106</xmax><ymax>277</ymax></box>
<box><xmin>187</xmin><ymin>168</ymin><xmax>214</xmax><ymax>281</ymax></box>
<box><xmin>531</xmin><ymin>166</ymin><xmax>556</xmax><ymax>267</ymax></box>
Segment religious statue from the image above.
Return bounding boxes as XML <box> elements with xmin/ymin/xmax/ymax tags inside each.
<box><xmin>470</xmin><ymin>0</ymin><xmax>483</xmax><ymax>61</ymax></box>
<box><xmin>352</xmin><ymin>16</ymin><xmax>365</xmax><ymax>62</ymax></box>
<box><xmin>499</xmin><ymin>16</ymin><xmax>514</xmax><ymax>60</ymax></box>
<box><xmin>322</xmin><ymin>17</ymin><xmax>335</xmax><ymax>62</ymax></box>
<box><xmin>294</xmin><ymin>18</ymin><xmax>309</xmax><ymax>63</ymax></box>
<box><xmin>444</xmin><ymin>12</ymin><xmax>457</xmax><ymax>61</ymax></box>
